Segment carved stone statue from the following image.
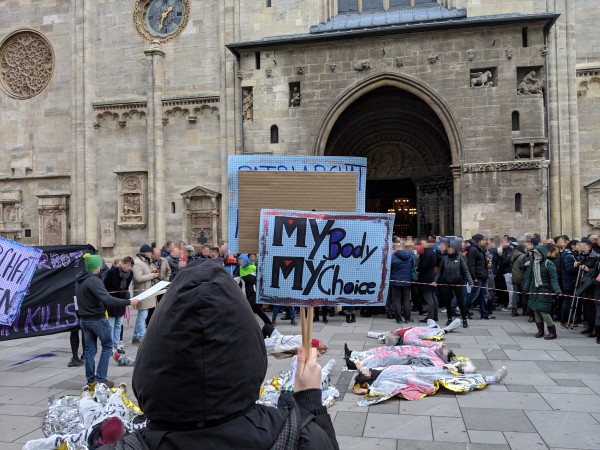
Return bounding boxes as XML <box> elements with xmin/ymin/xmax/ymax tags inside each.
<box><xmin>505</xmin><ymin>47</ymin><xmax>514</xmax><ymax>59</ymax></box>
<box><xmin>290</xmin><ymin>86</ymin><xmax>301</xmax><ymax>107</ymax></box>
<box><xmin>467</xmin><ymin>49</ymin><xmax>475</xmax><ymax>61</ymax></box>
<box><xmin>470</xmin><ymin>71</ymin><xmax>494</xmax><ymax>88</ymax></box>
<box><xmin>517</xmin><ymin>71</ymin><xmax>545</xmax><ymax>95</ymax></box>
<box><xmin>395</xmin><ymin>57</ymin><xmax>403</xmax><ymax>68</ymax></box>
<box><xmin>540</xmin><ymin>45</ymin><xmax>549</xmax><ymax>57</ymax></box>
<box><xmin>329</xmin><ymin>63</ymin><xmax>336</xmax><ymax>72</ymax></box>
<box><xmin>353</xmin><ymin>61</ymin><xmax>372</xmax><ymax>71</ymax></box>
<box><xmin>296</xmin><ymin>66</ymin><xmax>305</xmax><ymax>75</ymax></box>
<box><xmin>265</xmin><ymin>67</ymin><xmax>273</xmax><ymax>78</ymax></box>
<box><xmin>242</xmin><ymin>88</ymin><xmax>253</xmax><ymax>121</ymax></box>
<box><xmin>3</xmin><ymin>205</ymin><xmax>17</xmax><ymax>223</ymax></box>
<box><xmin>428</xmin><ymin>54</ymin><xmax>439</xmax><ymax>64</ymax></box>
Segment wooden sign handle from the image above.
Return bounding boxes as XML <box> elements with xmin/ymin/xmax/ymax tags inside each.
<box><xmin>300</xmin><ymin>306</ymin><xmax>314</xmax><ymax>355</ymax></box>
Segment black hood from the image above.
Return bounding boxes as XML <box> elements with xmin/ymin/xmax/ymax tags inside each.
<box><xmin>132</xmin><ymin>259</ymin><xmax>267</xmax><ymax>423</ymax></box>
<box><xmin>75</xmin><ymin>271</ymin><xmax>94</xmax><ymax>283</ymax></box>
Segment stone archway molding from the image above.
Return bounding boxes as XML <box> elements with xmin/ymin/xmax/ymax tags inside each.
<box><xmin>314</xmin><ymin>71</ymin><xmax>464</xmax><ymax>234</ymax></box>
<box><xmin>313</xmin><ymin>71</ymin><xmax>464</xmax><ymax>165</ymax></box>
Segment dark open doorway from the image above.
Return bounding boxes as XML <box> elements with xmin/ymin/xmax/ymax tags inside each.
<box><xmin>366</xmin><ymin>179</ymin><xmax>417</xmax><ymax>237</ymax></box>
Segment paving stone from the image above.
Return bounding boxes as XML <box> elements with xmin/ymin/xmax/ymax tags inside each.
<box><xmin>517</xmin><ymin>340</ymin><xmax>564</xmax><ymax>351</ymax></box>
<box><xmin>461</xmin><ymin>407</ymin><xmax>536</xmax><ymax>432</ymax></box>
<box><xmin>506</xmin><ymin>384</ymin><xmax>538</xmax><ymax>393</ymax></box>
<box><xmin>526</xmin><ymin>411</ymin><xmax>600</xmax><ymax>449</ymax></box>
<box><xmin>431</xmin><ymin>416</ymin><xmax>469</xmax><ymax>442</ymax></box>
<box><xmin>0</xmin><ymin>414</ymin><xmax>42</xmax><ymax>442</ymax></box>
<box><xmin>0</xmin><ymin>404</ymin><xmax>47</xmax><ymax>416</ymax></box>
<box><xmin>540</xmin><ymin>393</ymin><xmax>600</xmax><ymax>412</ymax></box>
<box><xmin>546</xmin><ymin>351</ymin><xmax>577</xmax><ymax>362</ymax></box>
<box><xmin>395</xmin><ymin>441</ymin><xmax>509</xmax><ymax>450</ymax></box>
<box><xmin>336</xmin><ymin>436</ymin><xmax>397</xmax><ymax>450</ymax></box>
<box><xmin>469</xmin><ymin>359</ymin><xmax>493</xmax><ymax>370</ymax></box>
<box><xmin>0</xmin><ymin>443</ymin><xmax>27</xmax><ymax>450</ymax></box>
<box><xmin>558</xmin><ymin>345</ymin><xmax>600</xmax><ymax>356</ymax></box>
<box><xmin>482</xmin><ymin>349</ymin><xmax>508</xmax><ymax>359</ymax></box>
<box><xmin>536</xmin><ymin>361</ymin><xmax>600</xmax><ymax>373</ymax></box>
<box><xmin>457</xmin><ymin>391</ymin><xmax>551</xmax><ymax>410</ymax></box>
<box><xmin>535</xmin><ymin>385</ymin><xmax>595</xmax><ymax>395</ymax></box>
<box><xmin>555</xmin><ymin>379</ymin><xmax>586</xmax><ymax>387</ymax></box>
<box><xmin>368</xmin><ymin>399</ymin><xmax>400</xmax><ymax>414</ymax></box>
<box><xmin>504</xmin><ymin>349</ymin><xmax>554</xmax><ymax>361</ymax></box>
<box><xmin>333</xmin><ymin>411</ymin><xmax>367</xmax><ymax>437</ymax></box>
<box><xmin>364</xmin><ymin>413</ymin><xmax>432</xmax><ymax>440</ymax></box>
<box><xmin>0</xmin><ymin>387</ymin><xmax>64</xmax><ymax>406</ymax></box>
<box><xmin>399</xmin><ymin>397</ymin><xmax>461</xmax><ymax>417</ymax></box>
<box><xmin>503</xmin><ymin>431</ymin><xmax>549</xmax><ymax>449</ymax></box>
<box><xmin>468</xmin><ymin>430</ymin><xmax>508</xmax><ymax>444</ymax></box>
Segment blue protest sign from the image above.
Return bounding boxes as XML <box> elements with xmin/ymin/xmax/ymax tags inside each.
<box><xmin>257</xmin><ymin>210</ymin><xmax>393</xmax><ymax>307</ymax></box>
<box><xmin>227</xmin><ymin>155</ymin><xmax>367</xmax><ymax>253</ymax></box>
<box><xmin>0</xmin><ymin>238</ymin><xmax>43</xmax><ymax>326</ymax></box>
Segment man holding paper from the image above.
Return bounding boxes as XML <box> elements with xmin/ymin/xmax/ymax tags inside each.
<box><xmin>75</xmin><ymin>254</ymin><xmax>139</xmax><ymax>388</ymax></box>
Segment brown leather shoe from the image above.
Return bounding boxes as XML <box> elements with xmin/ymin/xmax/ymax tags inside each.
<box><xmin>511</xmin><ymin>309</ymin><xmax>520</xmax><ymax>317</ymax></box>
<box><xmin>98</xmin><ymin>380</ymin><xmax>115</xmax><ymax>388</ymax></box>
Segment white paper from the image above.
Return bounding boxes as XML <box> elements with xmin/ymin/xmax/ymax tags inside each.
<box><xmin>132</xmin><ymin>280</ymin><xmax>170</xmax><ymax>301</ymax></box>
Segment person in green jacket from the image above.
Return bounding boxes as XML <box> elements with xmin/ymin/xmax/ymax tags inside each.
<box><xmin>523</xmin><ymin>245</ymin><xmax>562</xmax><ymax>340</ymax></box>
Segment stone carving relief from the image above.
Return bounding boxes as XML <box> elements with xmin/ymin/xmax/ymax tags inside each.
<box><xmin>395</xmin><ymin>57</ymin><xmax>403</xmax><ymax>68</ymax></box>
<box><xmin>462</xmin><ymin>160</ymin><xmax>549</xmax><ymax>173</ymax></box>
<box><xmin>467</xmin><ymin>49</ymin><xmax>475</xmax><ymax>61</ymax></box>
<box><xmin>585</xmin><ymin>180</ymin><xmax>600</xmax><ymax>229</ymax></box>
<box><xmin>517</xmin><ymin>70</ymin><xmax>545</xmax><ymax>95</ymax></box>
<box><xmin>242</xmin><ymin>87</ymin><xmax>253</xmax><ymax>122</ymax></box>
<box><xmin>37</xmin><ymin>194</ymin><xmax>69</xmax><ymax>245</ymax></box>
<box><xmin>353</xmin><ymin>61</ymin><xmax>372</xmax><ymax>71</ymax></box>
<box><xmin>0</xmin><ymin>30</ymin><xmax>54</xmax><ymax>99</ymax></box>
<box><xmin>182</xmin><ymin>186</ymin><xmax>221</xmax><ymax>246</ymax></box>
<box><xmin>296</xmin><ymin>66</ymin><xmax>305</xmax><ymax>75</ymax></box>
<box><xmin>505</xmin><ymin>47</ymin><xmax>514</xmax><ymax>59</ymax></box>
<box><xmin>237</xmin><ymin>71</ymin><xmax>244</xmax><ymax>80</ymax></box>
<box><xmin>0</xmin><ymin>191</ymin><xmax>23</xmax><ymax>240</ymax></box>
<box><xmin>117</xmin><ymin>172</ymin><xmax>147</xmax><ymax>228</ymax></box>
<box><xmin>428</xmin><ymin>54</ymin><xmax>439</xmax><ymax>64</ymax></box>
<box><xmin>470</xmin><ymin>70</ymin><xmax>494</xmax><ymax>87</ymax></box>
<box><xmin>330</xmin><ymin>63</ymin><xmax>336</xmax><ymax>72</ymax></box>
<box><xmin>265</xmin><ymin>67</ymin><xmax>273</xmax><ymax>78</ymax></box>
<box><xmin>513</xmin><ymin>138</ymin><xmax>548</xmax><ymax>159</ymax></box>
<box><xmin>540</xmin><ymin>45</ymin><xmax>549</xmax><ymax>57</ymax></box>
<box><xmin>100</xmin><ymin>221</ymin><xmax>116</xmax><ymax>248</ymax></box>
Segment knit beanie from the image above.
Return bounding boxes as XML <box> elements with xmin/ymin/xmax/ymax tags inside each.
<box><xmin>83</xmin><ymin>253</ymin><xmax>103</xmax><ymax>272</ymax></box>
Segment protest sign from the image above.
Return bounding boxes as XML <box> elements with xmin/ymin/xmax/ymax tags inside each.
<box><xmin>227</xmin><ymin>155</ymin><xmax>367</xmax><ymax>253</ymax></box>
<box><xmin>0</xmin><ymin>238</ymin><xmax>43</xmax><ymax>326</ymax></box>
<box><xmin>257</xmin><ymin>210</ymin><xmax>393</xmax><ymax>307</ymax></box>
<box><xmin>0</xmin><ymin>244</ymin><xmax>94</xmax><ymax>340</ymax></box>
<box><xmin>132</xmin><ymin>280</ymin><xmax>170</xmax><ymax>301</ymax></box>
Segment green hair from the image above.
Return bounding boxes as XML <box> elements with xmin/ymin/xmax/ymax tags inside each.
<box><xmin>83</xmin><ymin>253</ymin><xmax>103</xmax><ymax>272</ymax></box>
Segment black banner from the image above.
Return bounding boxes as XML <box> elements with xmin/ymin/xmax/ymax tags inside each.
<box><xmin>0</xmin><ymin>244</ymin><xmax>95</xmax><ymax>341</ymax></box>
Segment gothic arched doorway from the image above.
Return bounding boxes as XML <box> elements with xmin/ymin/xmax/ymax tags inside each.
<box><xmin>323</xmin><ymin>86</ymin><xmax>455</xmax><ymax>237</ymax></box>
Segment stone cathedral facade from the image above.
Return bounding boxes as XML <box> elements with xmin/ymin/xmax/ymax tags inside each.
<box><xmin>0</xmin><ymin>0</ymin><xmax>598</xmax><ymax>255</ymax></box>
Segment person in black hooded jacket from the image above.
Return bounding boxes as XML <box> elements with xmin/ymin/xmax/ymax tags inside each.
<box><xmin>100</xmin><ymin>259</ymin><xmax>338</xmax><ymax>450</ymax></box>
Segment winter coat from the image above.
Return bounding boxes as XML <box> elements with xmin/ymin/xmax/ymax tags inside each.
<box><xmin>132</xmin><ymin>255</ymin><xmax>157</xmax><ymax>310</ymax></box>
<box><xmin>104</xmin><ymin>259</ymin><xmax>339</xmax><ymax>450</ymax></box>
<box><xmin>522</xmin><ymin>246</ymin><xmax>561</xmax><ymax>313</ymax></box>
<box><xmin>559</xmin><ymin>249</ymin><xmax>578</xmax><ymax>294</ymax></box>
<box><xmin>75</xmin><ymin>272</ymin><xmax>131</xmax><ymax>320</ymax></box>
<box><xmin>499</xmin><ymin>247</ymin><xmax>514</xmax><ymax>275</ymax></box>
<box><xmin>466</xmin><ymin>244</ymin><xmax>488</xmax><ymax>281</ymax></box>
<box><xmin>511</xmin><ymin>249</ymin><xmax>526</xmax><ymax>285</ymax></box>
<box><xmin>434</xmin><ymin>253</ymin><xmax>473</xmax><ymax>285</ymax></box>
<box><xmin>390</xmin><ymin>249</ymin><xmax>414</xmax><ymax>287</ymax></box>
<box><xmin>575</xmin><ymin>250</ymin><xmax>600</xmax><ymax>297</ymax></box>
<box><xmin>417</xmin><ymin>248</ymin><xmax>436</xmax><ymax>291</ymax></box>
<box><xmin>103</xmin><ymin>266</ymin><xmax>133</xmax><ymax>318</ymax></box>
<box><xmin>150</xmin><ymin>257</ymin><xmax>170</xmax><ymax>282</ymax></box>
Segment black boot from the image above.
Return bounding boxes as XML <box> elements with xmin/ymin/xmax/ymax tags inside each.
<box><xmin>346</xmin><ymin>313</ymin><xmax>352</xmax><ymax>323</ymax></box>
<box><xmin>322</xmin><ymin>315</ymin><xmax>328</xmax><ymax>324</ymax></box>
<box><xmin>596</xmin><ymin>327</ymin><xmax>600</xmax><ymax>344</ymax></box>
<box><xmin>350</xmin><ymin>314</ymin><xmax>356</xmax><ymax>323</ymax></box>
<box><xmin>544</xmin><ymin>325</ymin><xmax>557</xmax><ymax>340</ymax></box>
<box><xmin>344</xmin><ymin>343</ymin><xmax>352</xmax><ymax>359</ymax></box>
<box><xmin>535</xmin><ymin>322</ymin><xmax>545</xmax><ymax>338</ymax></box>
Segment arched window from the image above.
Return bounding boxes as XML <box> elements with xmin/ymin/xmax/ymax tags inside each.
<box><xmin>171</xmin><ymin>202</ymin><xmax>176</xmax><ymax>214</ymax></box>
<box><xmin>266</xmin><ymin>0</ymin><xmax>272</xmax><ymax>6</ymax></box>
<box><xmin>270</xmin><ymin>125</ymin><xmax>279</xmax><ymax>144</ymax></box>
<box><xmin>515</xmin><ymin>193</ymin><xmax>522</xmax><ymax>213</ymax></box>
<box><xmin>512</xmin><ymin>111</ymin><xmax>520</xmax><ymax>131</ymax></box>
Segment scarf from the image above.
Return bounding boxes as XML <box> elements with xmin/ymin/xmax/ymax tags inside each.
<box><xmin>118</xmin><ymin>267</ymin><xmax>129</xmax><ymax>291</ymax></box>
<box><xmin>533</xmin><ymin>251</ymin><xmax>543</xmax><ymax>288</ymax></box>
<box><xmin>240</xmin><ymin>263</ymin><xmax>256</xmax><ymax>278</ymax></box>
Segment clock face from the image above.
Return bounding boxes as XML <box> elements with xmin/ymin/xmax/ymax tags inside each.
<box><xmin>145</xmin><ymin>0</ymin><xmax>186</xmax><ymax>37</ymax></box>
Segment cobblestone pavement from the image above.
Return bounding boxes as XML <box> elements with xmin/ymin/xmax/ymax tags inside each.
<box><xmin>1</xmin><ymin>309</ymin><xmax>600</xmax><ymax>449</ymax></box>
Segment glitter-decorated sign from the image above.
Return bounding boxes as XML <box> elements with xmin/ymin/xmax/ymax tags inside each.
<box><xmin>227</xmin><ymin>155</ymin><xmax>367</xmax><ymax>253</ymax></box>
<box><xmin>257</xmin><ymin>210</ymin><xmax>393</xmax><ymax>307</ymax></box>
<box><xmin>0</xmin><ymin>238</ymin><xmax>43</xmax><ymax>326</ymax></box>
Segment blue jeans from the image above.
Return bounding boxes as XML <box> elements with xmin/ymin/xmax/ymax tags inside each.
<box><xmin>466</xmin><ymin>279</ymin><xmax>490</xmax><ymax>317</ymax></box>
<box><xmin>272</xmin><ymin>306</ymin><xmax>295</xmax><ymax>320</ymax></box>
<box><xmin>107</xmin><ymin>315</ymin><xmax>124</xmax><ymax>349</ymax></box>
<box><xmin>133</xmin><ymin>309</ymin><xmax>148</xmax><ymax>341</ymax></box>
<box><xmin>80</xmin><ymin>318</ymin><xmax>113</xmax><ymax>384</ymax></box>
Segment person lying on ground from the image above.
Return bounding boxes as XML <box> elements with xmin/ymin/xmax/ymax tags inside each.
<box><xmin>368</xmin><ymin>318</ymin><xmax>461</xmax><ymax>348</ymax></box>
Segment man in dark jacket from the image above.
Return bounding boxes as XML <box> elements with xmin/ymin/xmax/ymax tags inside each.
<box><xmin>102</xmin><ymin>259</ymin><xmax>339</xmax><ymax>450</ymax></box>
<box><xmin>103</xmin><ymin>256</ymin><xmax>134</xmax><ymax>353</ymax></box>
<box><xmin>575</xmin><ymin>239</ymin><xmax>599</xmax><ymax>336</ymax></box>
<box><xmin>418</xmin><ymin>241</ymin><xmax>438</xmax><ymax>322</ymax></box>
<box><xmin>389</xmin><ymin>238</ymin><xmax>415</xmax><ymax>324</ymax></box>
<box><xmin>76</xmin><ymin>254</ymin><xmax>139</xmax><ymax>387</ymax></box>
<box><xmin>498</xmin><ymin>238</ymin><xmax>516</xmax><ymax>315</ymax></box>
<box><xmin>466</xmin><ymin>234</ymin><xmax>494</xmax><ymax>319</ymax></box>
<box><xmin>559</xmin><ymin>239</ymin><xmax>580</xmax><ymax>328</ymax></box>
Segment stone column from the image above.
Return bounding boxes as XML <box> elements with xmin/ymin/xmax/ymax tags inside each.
<box><xmin>451</xmin><ymin>166</ymin><xmax>462</xmax><ymax>236</ymax></box>
<box><xmin>144</xmin><ymin>41</ymin><xmax>166</xmax><ymax>247</ymax></box>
